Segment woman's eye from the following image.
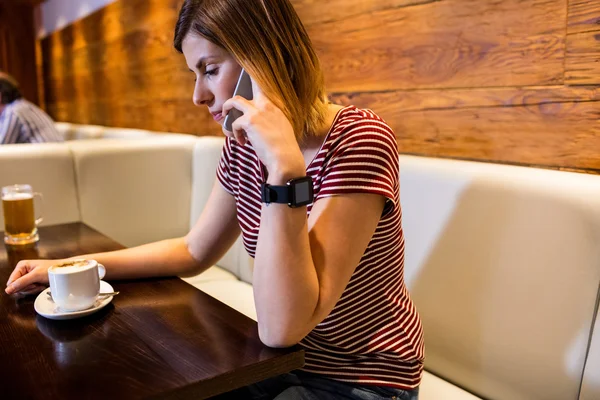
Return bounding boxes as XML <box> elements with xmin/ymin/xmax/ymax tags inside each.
<box><xmin>204</xmin><ymin>68</ymin><xmax>219</xmax><ymax>76</ymax></box>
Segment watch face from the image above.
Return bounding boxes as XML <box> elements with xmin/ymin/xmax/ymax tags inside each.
<box><xmin>295</xmin><ymin>181</ymin><xmax>311</xmax><ymax>203</ymax></box>
<box><xmin>291</xmin><ymin>176</ymin><xmax>314</xmax><ymax>207</ymax></box>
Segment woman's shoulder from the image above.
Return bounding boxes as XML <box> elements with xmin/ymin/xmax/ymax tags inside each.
<box><xmin>334</xmin><ymin>105</ymin><xmax>388</xmax><ymax>123</ymax></box>
<box><xmin>329</xmin><ymin>105</ymin><xmax>396</xmax><ymax>146</ymax></box>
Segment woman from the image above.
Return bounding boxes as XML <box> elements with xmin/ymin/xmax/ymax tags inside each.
<box><xmin>5</xmin><ymin>0</ymin><xmax>423</xmax><ymax>398</ymax></box>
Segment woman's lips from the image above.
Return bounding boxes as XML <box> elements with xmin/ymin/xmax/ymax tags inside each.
<box><xmin>212</xmin><ymin>112</ymin><xmax>223</xmax><ymax>122</ymax></box>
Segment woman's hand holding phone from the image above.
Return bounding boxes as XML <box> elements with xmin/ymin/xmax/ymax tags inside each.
<box><xmin>222</xmin><ymin>72</ymin><xmax>304</xmax><ymax>183</ymax></box>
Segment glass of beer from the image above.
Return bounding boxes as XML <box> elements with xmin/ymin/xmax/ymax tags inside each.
<box><xmin>1</xmin><ymin>184</ymin><xmax>43</xmax><ymax>245</ymax></box>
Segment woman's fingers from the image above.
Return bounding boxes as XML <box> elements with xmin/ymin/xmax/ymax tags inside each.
<box><xmin>222</xmin><ymin>95</ymin><xmax>254</xmax><ymax>119</ymax></box>
<box><xmin>6</xmin><ymin>267</ymin><xmax>41</xmax><ymax>295</ymax></box>
<box><xmin>230</xmin><ymin>117</ymin><xmax>248</xmax><ymax>146</ymax></box>
<box><xmin>221</xmin><ymin>124</ymin><xmax>248</xmax><ymax>146</ymax></box>
<box><xmin>6</xmin><ymin>261</ymin><xmax>31</xmax><ymax>287</ymax></box>
<box><xmin>19</xmin><ymin>283</ymin><xmax>46</xmax><ymax>296</ymax></box>
<box><xmin>18</xmin><ymin>283</ymin><xmax>38</xmax><ymax>292</ymax></box>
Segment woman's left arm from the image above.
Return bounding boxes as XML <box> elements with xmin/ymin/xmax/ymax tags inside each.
<box><xmin>254</xmin><ymin>189</ymin><xmax>385</xmax><ymax>348</ymax></box>
<box><xmin>222</xmin><ymin>80</ymin><xmax>387</xmax><ymax>347</ymax></box>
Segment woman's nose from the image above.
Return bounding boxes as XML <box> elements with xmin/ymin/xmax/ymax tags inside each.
<box><xmin>193</xmin><ymin>83</ymin><xmax>212</xmax><ymax>107</ymax></box>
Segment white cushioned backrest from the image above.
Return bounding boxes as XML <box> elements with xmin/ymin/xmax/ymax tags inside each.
<box><xmin>581</xmin><ymin>302</ymin><xmax>600</xmax><ymax>399</ymax></box>
<box><xmin>69</xmin><ymin>137</ymin><xmax>197</xmax><ymax>247</ymax></box>
<box><xmin>54</xmin><ymin>122</ymin><xmax>76</xmax><ymax>141</ymax></box>
<box><xmin>0</xmin><ymin>144</ymin><xmax>80</xmax><ymax>227</ymax></box>
<box><xmin>191</xmin><ymin>137</ymin><xmax>253</xmax><ymax>283</ymax></box>
<box><xmin>72</xmin><ymin>125</ymin><xmax>105</xmax><ymax>140</ymax></box>
<box><xmin>400</xmin><ymin>155</ymin><xmax>600</xmax><ymax>400</ymax></box>
<box><xmin>100</xmin><ymin>127</ymin><xmax>154</xmax><ymax>139</ymax></box>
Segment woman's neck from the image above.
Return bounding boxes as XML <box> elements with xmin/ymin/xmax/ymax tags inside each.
<box><xmin>301</xmin><ymin>103</ymin><xmax>346</xmax><ymax>167</ymax></box>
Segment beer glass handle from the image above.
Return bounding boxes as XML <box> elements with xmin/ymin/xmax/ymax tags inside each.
<box><xmin>33</xmin><ymin>192</ymin><xmax>44</xmax><ymax>226</ymax></box>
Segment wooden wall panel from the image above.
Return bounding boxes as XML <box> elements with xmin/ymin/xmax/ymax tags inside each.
<box><xmin>331</xmin><ymin>86</ymin><xmax>600</xmax><ymax>171</ymax></box>
<box><xmin>46</xmin><ymin>98</ymin><xmax>220</xmax><ymax>135</ymax></box>
<box><xmin>301</xmin><ymin>0</ymin><xmax>566</xmax><ymax>91</ymax></box>
<box><xmin>567</xmin><ymin>0</ymin><xmax>600</xmax><ymax>34</ymax></box>
<box><xmin>40</xmin><ymin>0</ymin><xmax>203</xmax><ymax>132</ymax></box>
<box><xmin>42</xmin><ymin>45</ymin><xmax>192</xmax><ymax>103</ymax></box>
<box><xmin>41</xmin><ymin>0</ymin><xmax>600</xmax><ymax>173</ymax></box>
<box><xmin>566</xmin><ymin>31</ymin><xmax>600</xmax><ymax>85</ymax></box>
<box><xmin>0</xmin><ymin>3</ymin><xmax>39</xmax><ymax>105</ymax></box>
<box><xmin>43</xmin><ymin>0</ymin><xmax>181</xmax><ymax>57</ymax></box>
<box><xmin>332</xmin><ymin>86</ymin><xmax>599</xmax><ymax>112</ymax></box>
<box><xmin>566</xmin><ymin>2</ymin><xmax>600</xmax><ymax>85</ymax></box>
<box><xmin>42</xmin><ymin>4</ymin><xmax>180</xmax><ymax>73</ymax></box>
<box><xmin>0</xmin><ymin>27</ymin><xmax>8</xmax><ymax>71</ymax></box>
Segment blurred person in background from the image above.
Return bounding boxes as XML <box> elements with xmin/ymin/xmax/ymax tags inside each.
<box><xmin>0</xmin><ymin>72</ymin><xmax>62</xmax><ymax>144</ymax></box>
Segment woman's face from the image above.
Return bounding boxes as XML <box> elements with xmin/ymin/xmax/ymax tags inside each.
<box><xmin>182</xmin><ymin>34</ymin><xmax>242</xmax><ymax>126</ymax></box>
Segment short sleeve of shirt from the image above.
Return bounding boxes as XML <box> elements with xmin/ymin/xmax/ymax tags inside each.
<box><xmin>315</xmin><ymin>116</ymin><xmax>399</xmax><ymax>217</ymax></box>
<box><xmin>216</xmin><ymin>137</ymin><xmax>236</xmax><ymax>196</ymax></box>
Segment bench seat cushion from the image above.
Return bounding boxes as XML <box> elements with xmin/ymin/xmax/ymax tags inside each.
<box><xmin>189</xmin><ymin>275</ymin><xmax>257</xmax><ymax>321</ymax></box>
<box><xmin>400</xmin><ymin>155</ymin><xmax>600</xmax><ymax>400</ymax></box>
<box><xmin>180</xmin><ymin>266</ymin><xmax>239</xmax><ymax>285</ymax></box>
<box><xmin>420</xmin><ymin>372</ymin><xmax>482</xmax><ymax>400</ymax></box>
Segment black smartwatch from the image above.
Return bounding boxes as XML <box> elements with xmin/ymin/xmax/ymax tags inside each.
<box><xmin>261</xmin><ymin>176</ymin><xmax>314</xmax><ymax>207</ymax></box>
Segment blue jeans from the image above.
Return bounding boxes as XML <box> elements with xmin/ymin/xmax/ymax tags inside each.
<box><xmin>212</xmin><ymin>370</ymin><xmax>419</xmax><ymax>400</ymax></box>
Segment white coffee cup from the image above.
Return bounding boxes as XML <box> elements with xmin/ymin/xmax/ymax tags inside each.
<box><xmin>48</xmin><ymin>259</ymin><xmax>106</xmax><ymax>312</ymax></box>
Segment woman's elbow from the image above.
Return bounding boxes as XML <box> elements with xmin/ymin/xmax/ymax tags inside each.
<box><xmin>258</xmin><ymin>324</ymin><xmax>301</xmax><ymax>348</ymax></box>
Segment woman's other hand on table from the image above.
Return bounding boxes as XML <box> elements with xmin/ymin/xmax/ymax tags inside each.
<box><xmin>5</xmin><ymin>259</ymin><xmax>57</xmax><ymax>295</ymax></box>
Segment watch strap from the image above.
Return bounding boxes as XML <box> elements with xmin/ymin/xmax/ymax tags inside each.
<box><xmin>261</xmin><ymin>182</ymin><xmax>290</xmax><ymax>204</ymax></box>
<box><xmin>261</xmin><ymin>176</ymin><xmax>314</xmax><ymax>207</ymax></box>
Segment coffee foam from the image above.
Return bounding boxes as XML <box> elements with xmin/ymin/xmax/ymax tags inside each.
<box><xmin>2</xmin><ymin>192</ymin><xmax>33</xmax><ymax>201</ymax></box>
<box><xmin>50</xmin><ymin>260</ymin><xmax>95</xmax><ymax>274</ymax></box>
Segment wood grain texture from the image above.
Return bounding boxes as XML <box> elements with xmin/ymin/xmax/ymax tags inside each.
<box><xmin>331</xmin><ymin>86</ymin><xmax>600</xmax><ymax>111</ymax></box>
<box><xmin>47</xmin><ymin>98</ymin><xmax>222</xmax><ymax>135</ymax></box>
<box><xmin>42</xmin><ymin>0</ymin><xmax>568</xmax><ymax>122</ymax></box>
<box><xmin>299</xmin><ymin>0</ymin><xmax>566</xmax><ymax>91</ymax></box>
<box><xmin>0</xmin><ymin>223</ymin><xmax>304</xmax><ymax>400</ymax></box>
<box><xmin>565</xmin><ymin>30</ymin><xmax>600</xmax><ymax>85</ymax></box>
<box><xmin>567</xmin><ymin>0</ymin><xmax>600</xmax><ymax>34</ymax></box>
<box><xmin>331</xmin><ymin>86</ymin><xmax>600</xmax><ymax>172</ymax></box>
<box><xmin>565</xmin><ymin>1</ymin><xmax>600</xmax><ymax>85</ymax></box>
<box><xmin>0</xmin><ymin>26</ymin><xmax>8</xmax><ymax>71</ymax></box>
<box><xmin>0</xmin><ymin>2</ymin><xmax>39</xmax><ymax>104</ymax></box>
<box><xmin>40</xmin><ymin>0</ymin><xmax>213</xmax><ymax>134</ymax></box>
<box><xmin>291</xmin><ymin>0</ymin><xmax>440</xmax><ymax>25</ymax></box>
<box><xmin>42</xmin><ymin>0</ymin><xmax>181</xmax><ymax>56</ymax></box>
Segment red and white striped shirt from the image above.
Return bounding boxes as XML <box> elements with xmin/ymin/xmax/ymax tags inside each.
<box><xmin>217</xmin><ymin>106</ymin><xmax>424</xmax><ymax>389</ymax></box>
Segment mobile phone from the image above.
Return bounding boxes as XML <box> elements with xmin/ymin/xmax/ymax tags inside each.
<box><xmin>223</xmin><ymin>69</ymin><xmax>253</xmax><ymax>132</ymax></box>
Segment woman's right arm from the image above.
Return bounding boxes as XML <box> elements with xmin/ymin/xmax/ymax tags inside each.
<box><xmin>5</xmin><ymin>181</ymin><xmax>240</xmax><ymax>295</ymax></box>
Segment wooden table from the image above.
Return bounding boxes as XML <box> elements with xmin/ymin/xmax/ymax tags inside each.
<box><xmin>0</xmin><ymin>223</ymin><xmax>304</xmax><ymax>399</ymax></box>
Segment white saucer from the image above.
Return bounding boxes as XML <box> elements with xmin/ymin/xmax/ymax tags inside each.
<box><xmin>34</xmin><ymin>281</ymin><xmax>115</xmax><ymax>320</ymax></box>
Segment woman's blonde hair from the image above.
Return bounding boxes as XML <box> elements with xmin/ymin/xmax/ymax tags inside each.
<box><xmin>174</xmin><ymin>0</ymin><xmax>328</xmax><ymax>140</ymax></box>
